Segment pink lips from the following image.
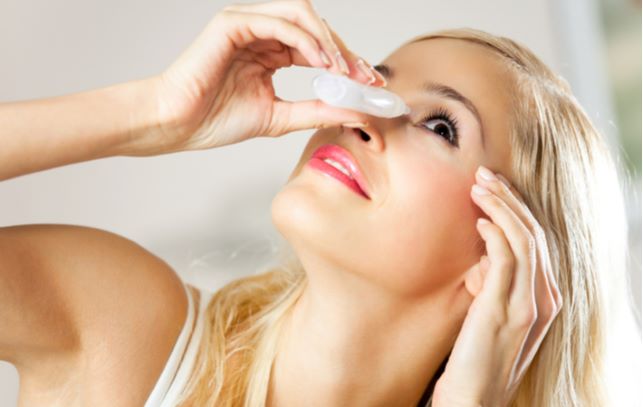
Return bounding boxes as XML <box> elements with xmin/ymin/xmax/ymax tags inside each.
<box><xmin>307</xmin><ymin>144</ymin><xmax>371</xmax><ymax>200</ymax></box>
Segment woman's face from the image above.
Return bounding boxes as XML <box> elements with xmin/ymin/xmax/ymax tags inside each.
<box><xmin>271</xmin><ymin>38</ymin><xmax>515</xmax><ymax>297</ymax></box>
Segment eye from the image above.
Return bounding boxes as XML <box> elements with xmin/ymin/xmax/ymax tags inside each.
<box><xmin>418</xmin><ymin>107</ymin><xmax>460</xmax><ymax>147</ymax></box>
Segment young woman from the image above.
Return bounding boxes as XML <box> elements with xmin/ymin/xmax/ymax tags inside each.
<box><xmin>0</xmin><ymin>0</ymin><xmax>636</xmax><ymax>406</ymax></box>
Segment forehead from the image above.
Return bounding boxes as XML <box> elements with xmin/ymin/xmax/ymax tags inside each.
<box><xmin>383</xmin><ymin>38</ymin><xmax>515</xmax><ymax>169</ymax></box>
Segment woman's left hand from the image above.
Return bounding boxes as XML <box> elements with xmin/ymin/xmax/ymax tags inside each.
<box><xmin>432</xmin><ymin>165</ymin><xmax>564</xmax><ymax>407</ymax></box>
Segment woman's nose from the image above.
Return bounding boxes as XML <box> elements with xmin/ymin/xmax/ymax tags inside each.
<box><xmin>345</xmin><ymin>116</ymin><xmax>399</xmax><ymax>151</ymax></box>
<box><xmin>341</xmin><ymin>125</ymin><xmax>381</xmax><ymax>151</ymax></box>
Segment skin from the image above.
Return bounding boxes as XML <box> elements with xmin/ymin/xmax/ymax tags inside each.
<box><xmin>268</xmin><ymin>38</ymin><xmax>517</xmax><ymax>406</ymax></box>
<box><xmin>1</xmin><ymin>1</ymin><xmax>561</xmax><ymax>405</ymax></box>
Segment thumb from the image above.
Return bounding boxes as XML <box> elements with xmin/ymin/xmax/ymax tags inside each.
<box><xmin>464</xmin><ymin>255</ymin><xmax>489</xmax><ymax>297</ymax></box>
<box><xmin>268</xmin><ymin>99</ymin><xmax>368</xmax><ymax>136</ymax></box>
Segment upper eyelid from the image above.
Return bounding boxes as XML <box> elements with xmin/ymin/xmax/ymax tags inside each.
<box><xmin>419</xmin><ymin>112</ymin><xmax>458</xmax><ymax>134</ymax></box>
<box><xmin>372</xmin><ymin>63</ymin><xmax>484</xmax><ymax>144</ymax></box>
<box><xmin>407</xmin><ymin>96</ymin><xmax>484</xmax><ymax>147</ymax></box>
<box><xmin>410</xmin><ymin>102</ymin><xmax>459</xmax><ymax>123</ymax></box>
<box><xmin>413</xmin><ymin>106</ymin><xmax>460</xmax><ymax>147</ymax></box>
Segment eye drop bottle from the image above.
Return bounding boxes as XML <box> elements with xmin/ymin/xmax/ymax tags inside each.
<box><xmin>312</xmin><ymin>72</ymin><xmax>411</xmax><ymax>118</ymax></box>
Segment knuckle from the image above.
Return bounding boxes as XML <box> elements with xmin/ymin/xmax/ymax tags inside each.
<box><xmin>489</xmin><ymin>304</ymin><xmax>509</xmax><ymax>326</ymax></box>
<box><xmin>513</xmin><ymin>303</ymin><xmax>538</xmax><ymax>330</ymax></box>
<box><xmin>488</xmin><ymin>179</ymin><xmax>509</xmax><ymax>195</ymax></box>
<box><xmin>545</xmin><ymin>297</ymin><xmax>559</xmax><ymax>318</ymax></box>
<box><xmin>517</xmin><ymin>233</ymin><xmax>536</xmax><ymax>256</ymax></box>
<box><xmin>301</xmin><ymin>34</ymin><xmax>318</xmax><ymax>49</ymax></box>
<box><xmin>485</xmin><ymin>194</ymin><xmax>503</xmax><ymax>209</ymax></box>
<box><xmin>547</xmin><ymin>305</ymin><xmax>560</xmax><ymax>323</ymax></box>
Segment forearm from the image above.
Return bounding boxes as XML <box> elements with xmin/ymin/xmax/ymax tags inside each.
<box><xmin>0</xmin><ymin>76</ymin><xmax>161</xmax><ymax>181</ymax></box>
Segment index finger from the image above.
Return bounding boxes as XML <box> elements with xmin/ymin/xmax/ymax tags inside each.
<box><xmin>226</xmin><ymin>1</ymin><xmax>340</xmax><ymax>71</ymax></box>
<box><xmin>477</xmin><ymin>170</ymin><xmax>562</xmax><ymax>311</ymax></box>
<box><xmin>321</xmin><ymin>18</ymin><xmax>388</xmax><ymax>87</ymax></box>
<box><xmin>225</xmin><ymin>0</ymin><xmax>383</xmax><ymax>86</ymax></box>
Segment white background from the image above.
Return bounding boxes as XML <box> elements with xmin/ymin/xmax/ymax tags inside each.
<box><xmin>0</xmin><ymin>0</ymin><xmax>639</xmax><ymax>404</ymax></box>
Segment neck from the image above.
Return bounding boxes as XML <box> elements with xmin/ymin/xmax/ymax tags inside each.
<box><xmin>267</xmin><ymin>254</ymin><xmax>471</xmax><ymax>407</ymax></box>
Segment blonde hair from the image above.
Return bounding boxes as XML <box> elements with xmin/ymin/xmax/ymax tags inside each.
<box><xmin>176</xmin><ymin>28</ymin><xmax>639</xmax><ymax>406</ymax></box>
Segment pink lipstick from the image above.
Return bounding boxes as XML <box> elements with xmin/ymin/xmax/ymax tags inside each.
<box><xmin>306</xmin><ymin>144</ymin><xmax>370</xmax><ymax>200</ymax></box>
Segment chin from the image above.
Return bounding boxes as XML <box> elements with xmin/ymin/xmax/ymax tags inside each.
<box><xmin>270</xmin><ymin>179</ymin><xmax>322</xmax><ymax>249</ymax></box>
<box><xmin>270</xmin><ymin>181</ymin><xmax>360</xmax><ymax>271</ymax></box>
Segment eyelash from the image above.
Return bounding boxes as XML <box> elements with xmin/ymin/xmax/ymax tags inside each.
<box><xmin>417</xmin><ymin>107</ymin><xmax>460</xmax><ymax>147</ymax></box>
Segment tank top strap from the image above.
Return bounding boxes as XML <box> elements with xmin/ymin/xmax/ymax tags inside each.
<box><xmin>145</xmin><ymin>283</ymin><xmax>215</xmax><ymax>407</ymax></box>
<box><xmin>158</xmin><ymin>285</ymin><xmax>215</xmax><ymax>406</ymax></box>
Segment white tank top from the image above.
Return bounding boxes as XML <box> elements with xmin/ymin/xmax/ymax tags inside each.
<box><xmin>144</xmin><ymin>283</ymin><xmax>215</xmax><ymax>407</ymax></box>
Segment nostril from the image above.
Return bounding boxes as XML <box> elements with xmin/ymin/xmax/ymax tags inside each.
<box><xmin>358</xmin><ymin>129</ymin><xmax>371</xmax><ymax>142</ymax></box>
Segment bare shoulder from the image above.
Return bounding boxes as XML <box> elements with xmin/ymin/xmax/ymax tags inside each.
<box><xmin>1</xmin><ymin>224</ymin><xmax>190</xmax><ymax>406</ymax></box>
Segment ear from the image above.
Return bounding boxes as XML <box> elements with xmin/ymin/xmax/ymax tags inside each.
<box><xmin>464</xmin><ymin>255</ymin><xmax>488</xmax><ymax>297</ymax></box>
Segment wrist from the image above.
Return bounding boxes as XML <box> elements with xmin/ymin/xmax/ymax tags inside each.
<box><xmin>110</xmin><ymin>75</ymin><xmax>189</xmax><ymax>157</ymax></box>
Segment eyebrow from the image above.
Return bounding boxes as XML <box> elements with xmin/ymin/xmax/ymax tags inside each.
<box><xmin>373</xmin><ymin>64</ymin><xmax>485</xmax><ymax>147</ymax></box>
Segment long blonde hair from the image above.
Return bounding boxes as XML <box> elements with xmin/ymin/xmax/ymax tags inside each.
<box><xmin>176</xmin><ymin>28</ymin><xmax>639</xmax><ymax>406</ymax></box>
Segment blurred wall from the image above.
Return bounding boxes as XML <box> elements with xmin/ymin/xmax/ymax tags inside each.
<box><xmin>0</xmin><ymin>0</ymin><xmax>638</xmax><ymax>405</ymax></box>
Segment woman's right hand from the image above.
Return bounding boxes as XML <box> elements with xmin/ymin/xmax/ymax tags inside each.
<box><xmin>140</xmin><ymin>0</ymin><xmax>386</xmax><ymax>155</ymax></box>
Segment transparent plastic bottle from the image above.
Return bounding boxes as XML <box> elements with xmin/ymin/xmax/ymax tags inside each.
<box><xmin>312</xmin><ymin>72</ymin><xmax>411</xmax><ymax>118</ymax></box>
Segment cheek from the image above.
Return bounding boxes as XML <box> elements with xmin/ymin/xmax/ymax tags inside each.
<box><xmin>373</xmin><ymin>162</ymin><xmax>484</xmax><ymax>295</ymax></box>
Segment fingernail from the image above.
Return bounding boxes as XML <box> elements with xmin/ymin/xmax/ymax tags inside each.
<box><xmin>335</xmin><ymin>51</ymin><xmax>350</xmax><ymax>75</ymax></box>
<box><xmin>356</xmin><ymin>59</ymin><xmax>377</xmax><ymax>85</ymax></box>
<box><xmin>496</xmin><ymin>173</ymin><xmax>512</xmax><ymax>188</ymax></box>
<box><xmin>472</xmin><ymin>184</ymin><xmax>490</xmax><ymax>195</ymax></box>
<box><xmin>320</xmin><ymin>50</ymin><xmax>331</xmax><ymax>67</ymax></box>
<box><xmin>478</xmin><ymin>165</ymin><xmax>497</xmax><ymax>182</ymax></box>
<box><xmin>343</xmin><ymin>122</ymin><xmax>368</xmax><ymax>128</ymax></box>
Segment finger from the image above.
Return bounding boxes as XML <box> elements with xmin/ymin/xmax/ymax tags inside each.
<box><xmin>227</xmin><ymin>1</ymin><xmax>384</xmax><ymax>86</ymax></box>
<box><xmin>464</xmin><ymin>255</ymin><xmax>490</xmax><ymax>297</ymax></box>
<box><xmin>267</xmin><ymin>98</ymin><xmax>369</xmax><ymax>136</ymax></box>
<box><xmin>219</xmin><ymin>9</ymin><xmax>328</xmax><ymax>68</ymax></box>
<box><xmin>475</xmin><ymin>167</ymin><xmax>563</xmax><ymax>384</ymax></box>
<box><xmin>471</xmin><ymin>175</ymin><xmax>537</xmax><ymax>320</ymax></box>
<box><xmin>321</xmin><ymin>18</ymin><xmax>388</xmax><ymax>87</ymax></box>
<box><xmin>513</xmin><ymin>253</ymin><xmax>562</xmax><ymax>376</ymax></box>
<box><xmin>226</xmin><ymin>0</ymin><xmax>344</xmax><ymax>74</ymax></box>
<box><xmin>480</xmin><ymin>171</ymin><xmax>561</xmax><ymax>311</ymax></box>
<box><xmin>247</xmin><ymin>39</ymin><xmax>286</xmax><ymax>53</ymax></box>
<box><xmin>240</xmin><ymin>44</ymin><xmax>323</xmax><ymax>72</ymax></box>
<box><xmin>495</xmin><ymin>172</ymin><xmax>526</xmax><ymax>202</ymax></box>
<box><xmin>238</xmin><ymin>44</ymin><xmax>312</xmax><ymax>71</ymax></box>
<box><xmin>475</xmin><ymin>218</ymin><xmax>515</xmax><ymax>312</ymax></box>
<box><xmin>475</xmin><ymin>167</ymin><xmax>561</xmax><ymax>324</ymax></box>
<box><xmin>476</xmin><ymin>169</ymin><xmax>547</xmax><ymax>266</ymax></box>
<box><xmin>476</xmin><ymin>169</ymin><xmax>532</xmax><ymax>233</ymax></box>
